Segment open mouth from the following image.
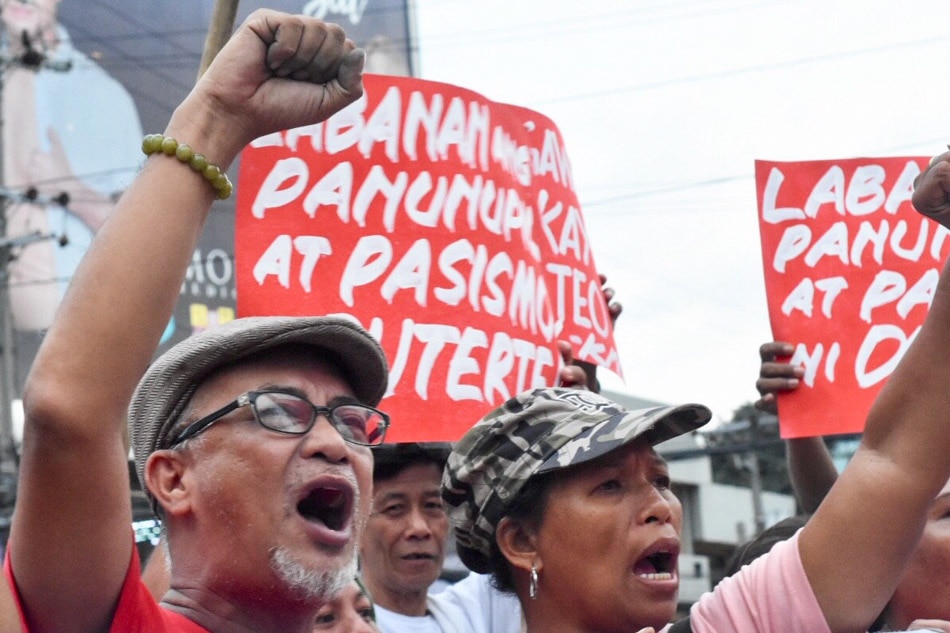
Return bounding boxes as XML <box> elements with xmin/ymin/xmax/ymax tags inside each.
<box><xmin>296</xmin><ymin>485</ymin><xmax>351</xmax><ymax>531</ymax></box>
<box><xmin>633</xmin><ymin>544</ymin><xmax>677</xmax><ymax>581</ymax></box>
<box><xmin>402</xmin><ymin>553</ymin><xmax>435</xmax><ymax>561</ymax></box>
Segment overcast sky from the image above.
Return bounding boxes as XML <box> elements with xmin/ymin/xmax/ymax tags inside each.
<box><xmin>410</xmin><ymin>0</ymin><xmax>950</xmax><ymax>423</ymax></box>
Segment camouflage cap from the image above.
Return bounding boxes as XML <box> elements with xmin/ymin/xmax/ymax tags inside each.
<box><xmin>442</xmin><ymin>387</ymin><xmax>711</xmax><ymax>574</ymax></box>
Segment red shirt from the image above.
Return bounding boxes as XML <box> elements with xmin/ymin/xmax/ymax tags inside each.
<box><xmin>5</xmin><ymin>543</ymin><xmax>208</xmax><ymax>633</ymax></box>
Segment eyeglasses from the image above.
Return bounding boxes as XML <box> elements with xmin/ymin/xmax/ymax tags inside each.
<box><xmin>167</xmin><ymin>390</ymin><xmax>390</xmax><ymax>447</ymax></box>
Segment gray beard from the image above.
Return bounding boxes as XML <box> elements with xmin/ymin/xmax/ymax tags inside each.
<box><xmin>269</xmin><ymin>546</ymin><xmax>357</xmax><ymax>603</ymax></box>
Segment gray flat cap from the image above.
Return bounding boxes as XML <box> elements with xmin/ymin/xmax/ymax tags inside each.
<box><xmin>129</xmin><ymin>315</ymin><xmax>389</xmax><ymax>513</ymax></box>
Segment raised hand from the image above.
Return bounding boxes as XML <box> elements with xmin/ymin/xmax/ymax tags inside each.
<box><xmin>912</xmin><ymin>149</ymin><xmax>950</xmax><ymax>225</ymax></box>
<box><xmin>184</xmin><ymin>9</ymin><xmax>365</xmax><ymax>161</ymax></box>
<box><xmin>555</xmin><ymin>273</ymin><xmax>624</xmax><ymax>392</ymax></box>
<box><xmin>599</xmin><ymin>273</ymin><xmax>623</xmax><ymax>324</ymax></box>
<box><xmin>754</xmin><ymin>341</ymin><xmax>802</xmax><ymax>414</ymax></box>
<box><xmin>556</xmin><ymin>340</ymin><xmax>592</xmax><ymax>390</ymax></box>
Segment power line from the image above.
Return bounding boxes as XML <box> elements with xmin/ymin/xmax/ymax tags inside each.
<box><xmin>577</xmin><ymin>133</ymin><xmax>947</xmax><ymax>215</ymax></box>
<box><xmin>53</xmin><ymin>0</ymin><xmax>947</xmax><ymax>129</ymax></box>
<box><xmin>535</xmin><ymin>32</ymin><xmax>950</xmax><ymax>106</ymax></box>
<box><xmin>3</xmin><ymin>165</ymin><xmax>139</xmax><ymax>192</ymax></box>
<box><xmin>51</xmin><ymin>0</ymin><xmax>772</xmax><ymax>88</ymax></box>
<box><xmin>58</xmin><ymin>0</ymin><xmax>204</xmax><ymax>115</ymax></box>
<box><xmin>41</xmin><ymin>0</ymin><xmax>950</xmax><ymax>115</ymax></box>
<box><xmin>416</xmin><ymin>0</ymin><xmax>773</xmax><ymax>48</ymax></box>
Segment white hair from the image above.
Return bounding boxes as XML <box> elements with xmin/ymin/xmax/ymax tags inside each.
<box><xmin>270</xmin><ymin>547</ymin><xmax>357</xmax><ymax>602</ymax></box>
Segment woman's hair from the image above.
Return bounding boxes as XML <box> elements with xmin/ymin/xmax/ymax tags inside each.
<box><xmin>484</xmin><ymin>472</ymin><xmax>555</xmax><ymax>594</ymax></box>
<box><xmin>353</xmin><ymin>575</ymin><xmax>376</xmax><ymax>624</ymax></box>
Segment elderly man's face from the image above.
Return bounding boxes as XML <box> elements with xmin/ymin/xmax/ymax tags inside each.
<box><xmin>169</xmin><ymin>346</ymin><xmax>375</xmax><ymax>603</ymax></box>
<box><xmin>360</xmin><ymin>462</ymin><xmax>448</xmax><ymax>606</ymax></box>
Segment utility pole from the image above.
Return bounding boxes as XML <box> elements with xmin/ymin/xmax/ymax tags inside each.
<box><xmin>746</xmin><ymin>409</ymin><xmax>767</xmax><ymax>536</ymax></box>
<box><xmin>690</xmin><ymin>406</ymin><xmax>770</xmax><ymax>539</ymax></box>
<box><xmin>0</xmin><ymin>29</ymin><xmax>72</xmax><ymax>520</ymax></box>
<box><xmin>0</xmin><ymin>210</ymin><xmax>16</xmax><ymax>515</ymax></box>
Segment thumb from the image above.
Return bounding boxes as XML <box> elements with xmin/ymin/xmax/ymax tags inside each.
<box><xmin>336</xmin><ymin>48</ymin><xmax>365</xmax><ymax>95</ymax></box>
<box><xmin>311</xmin><ymin>48</ymin><xmax>365</xmax><ymax>124</ymax></box>
<box><xmin>556</xmin><ymin>340</ymin><xmax>573</xmax><ymax>365</ymax></box>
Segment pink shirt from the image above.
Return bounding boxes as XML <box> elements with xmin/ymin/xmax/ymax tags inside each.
<box><xmin>671</xmin><ymin>531</ymin><xmax>831</xmax><ymax>633</ymax></box>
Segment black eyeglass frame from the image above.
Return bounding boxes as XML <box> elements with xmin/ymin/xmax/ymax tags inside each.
<box><xmin>166</xmin><ymin>389</ymin><xmax>391</xmax><ymax>448</ymax></box>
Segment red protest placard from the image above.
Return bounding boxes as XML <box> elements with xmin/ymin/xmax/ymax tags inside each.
<box><xmin>756</xmin><ymin>157</ymin><xmax>949</xmax><ymax>438</ymax></box>
<box><xmin>235</xmin><ymin>74</ymin><xmax>619</xmax><ymax>442</ymax></box>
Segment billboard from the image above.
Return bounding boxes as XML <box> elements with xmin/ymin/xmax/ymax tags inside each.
<box><xmin>3</xmin><ymin>0</ymin><xmax>416</xmax><ymax>390</ymax></box>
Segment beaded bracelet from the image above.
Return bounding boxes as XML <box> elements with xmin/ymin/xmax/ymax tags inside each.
<box><xmin>141</xmin><ymin>134</ymin><xmax>233</xmax><ymax>200</ymax></box>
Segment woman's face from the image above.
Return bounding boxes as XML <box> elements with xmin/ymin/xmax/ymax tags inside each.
<box><xmin>887</xmin><ymin>478</ymin><xmax>950</xmax><ymax>628</ymax></box>
<box><xmin>312</xmin><ymin>580</ymin><xmax>378</xmax><ymax>632</ymax></box>
<box><xmin>530</xmin><ymin>440</ymin><xmax>682</xmax><ymax>632</ymax></box>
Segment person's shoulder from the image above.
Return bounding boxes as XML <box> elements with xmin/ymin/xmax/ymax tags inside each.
<box><xmin>374</xmin><ymin>603</ymin><xmax>443</xmax><ymax>633</ymax></box>
<box><xmin>427</xmin><ymin>574</ymin><xmax>521</xmax><ymax>633</ymax></box>
<box><xmin>428</xmin><ymin>572</ymin><xmax>520</xmax><ymax>608</ymax></box>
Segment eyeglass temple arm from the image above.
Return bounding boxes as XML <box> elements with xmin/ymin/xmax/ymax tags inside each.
<box><xmin>170</xmin><ymin>397</ymin><xmax>246</xmax><ymax>445</ymax></box>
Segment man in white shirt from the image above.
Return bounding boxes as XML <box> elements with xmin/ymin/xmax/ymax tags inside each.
<box><xmin>360</xmin><ymin>443</ymin><xmax>522</xmax><ymax>633</ymax></box>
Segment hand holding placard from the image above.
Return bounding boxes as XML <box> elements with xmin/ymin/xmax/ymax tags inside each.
<box><xmin>755</xmin><ymin>156</ymin><xmax>948</xmax><ymax>438</ymax></box>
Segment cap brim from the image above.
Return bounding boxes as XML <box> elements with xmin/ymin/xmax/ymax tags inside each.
<box><xmin>536</xmin><ymin>403</ymin><xmax>711</xmax><ymax>474</ymax></box>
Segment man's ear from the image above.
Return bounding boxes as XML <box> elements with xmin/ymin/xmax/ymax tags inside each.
<box><xmin>144</xmin><ymin>449</ymin><xmax>193</xmax><ymax>517</ymax></box>
<box><xmin>496</xmin><ymin>516</ymin><xmax>541</xmax><ymax>574</ymax></box>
